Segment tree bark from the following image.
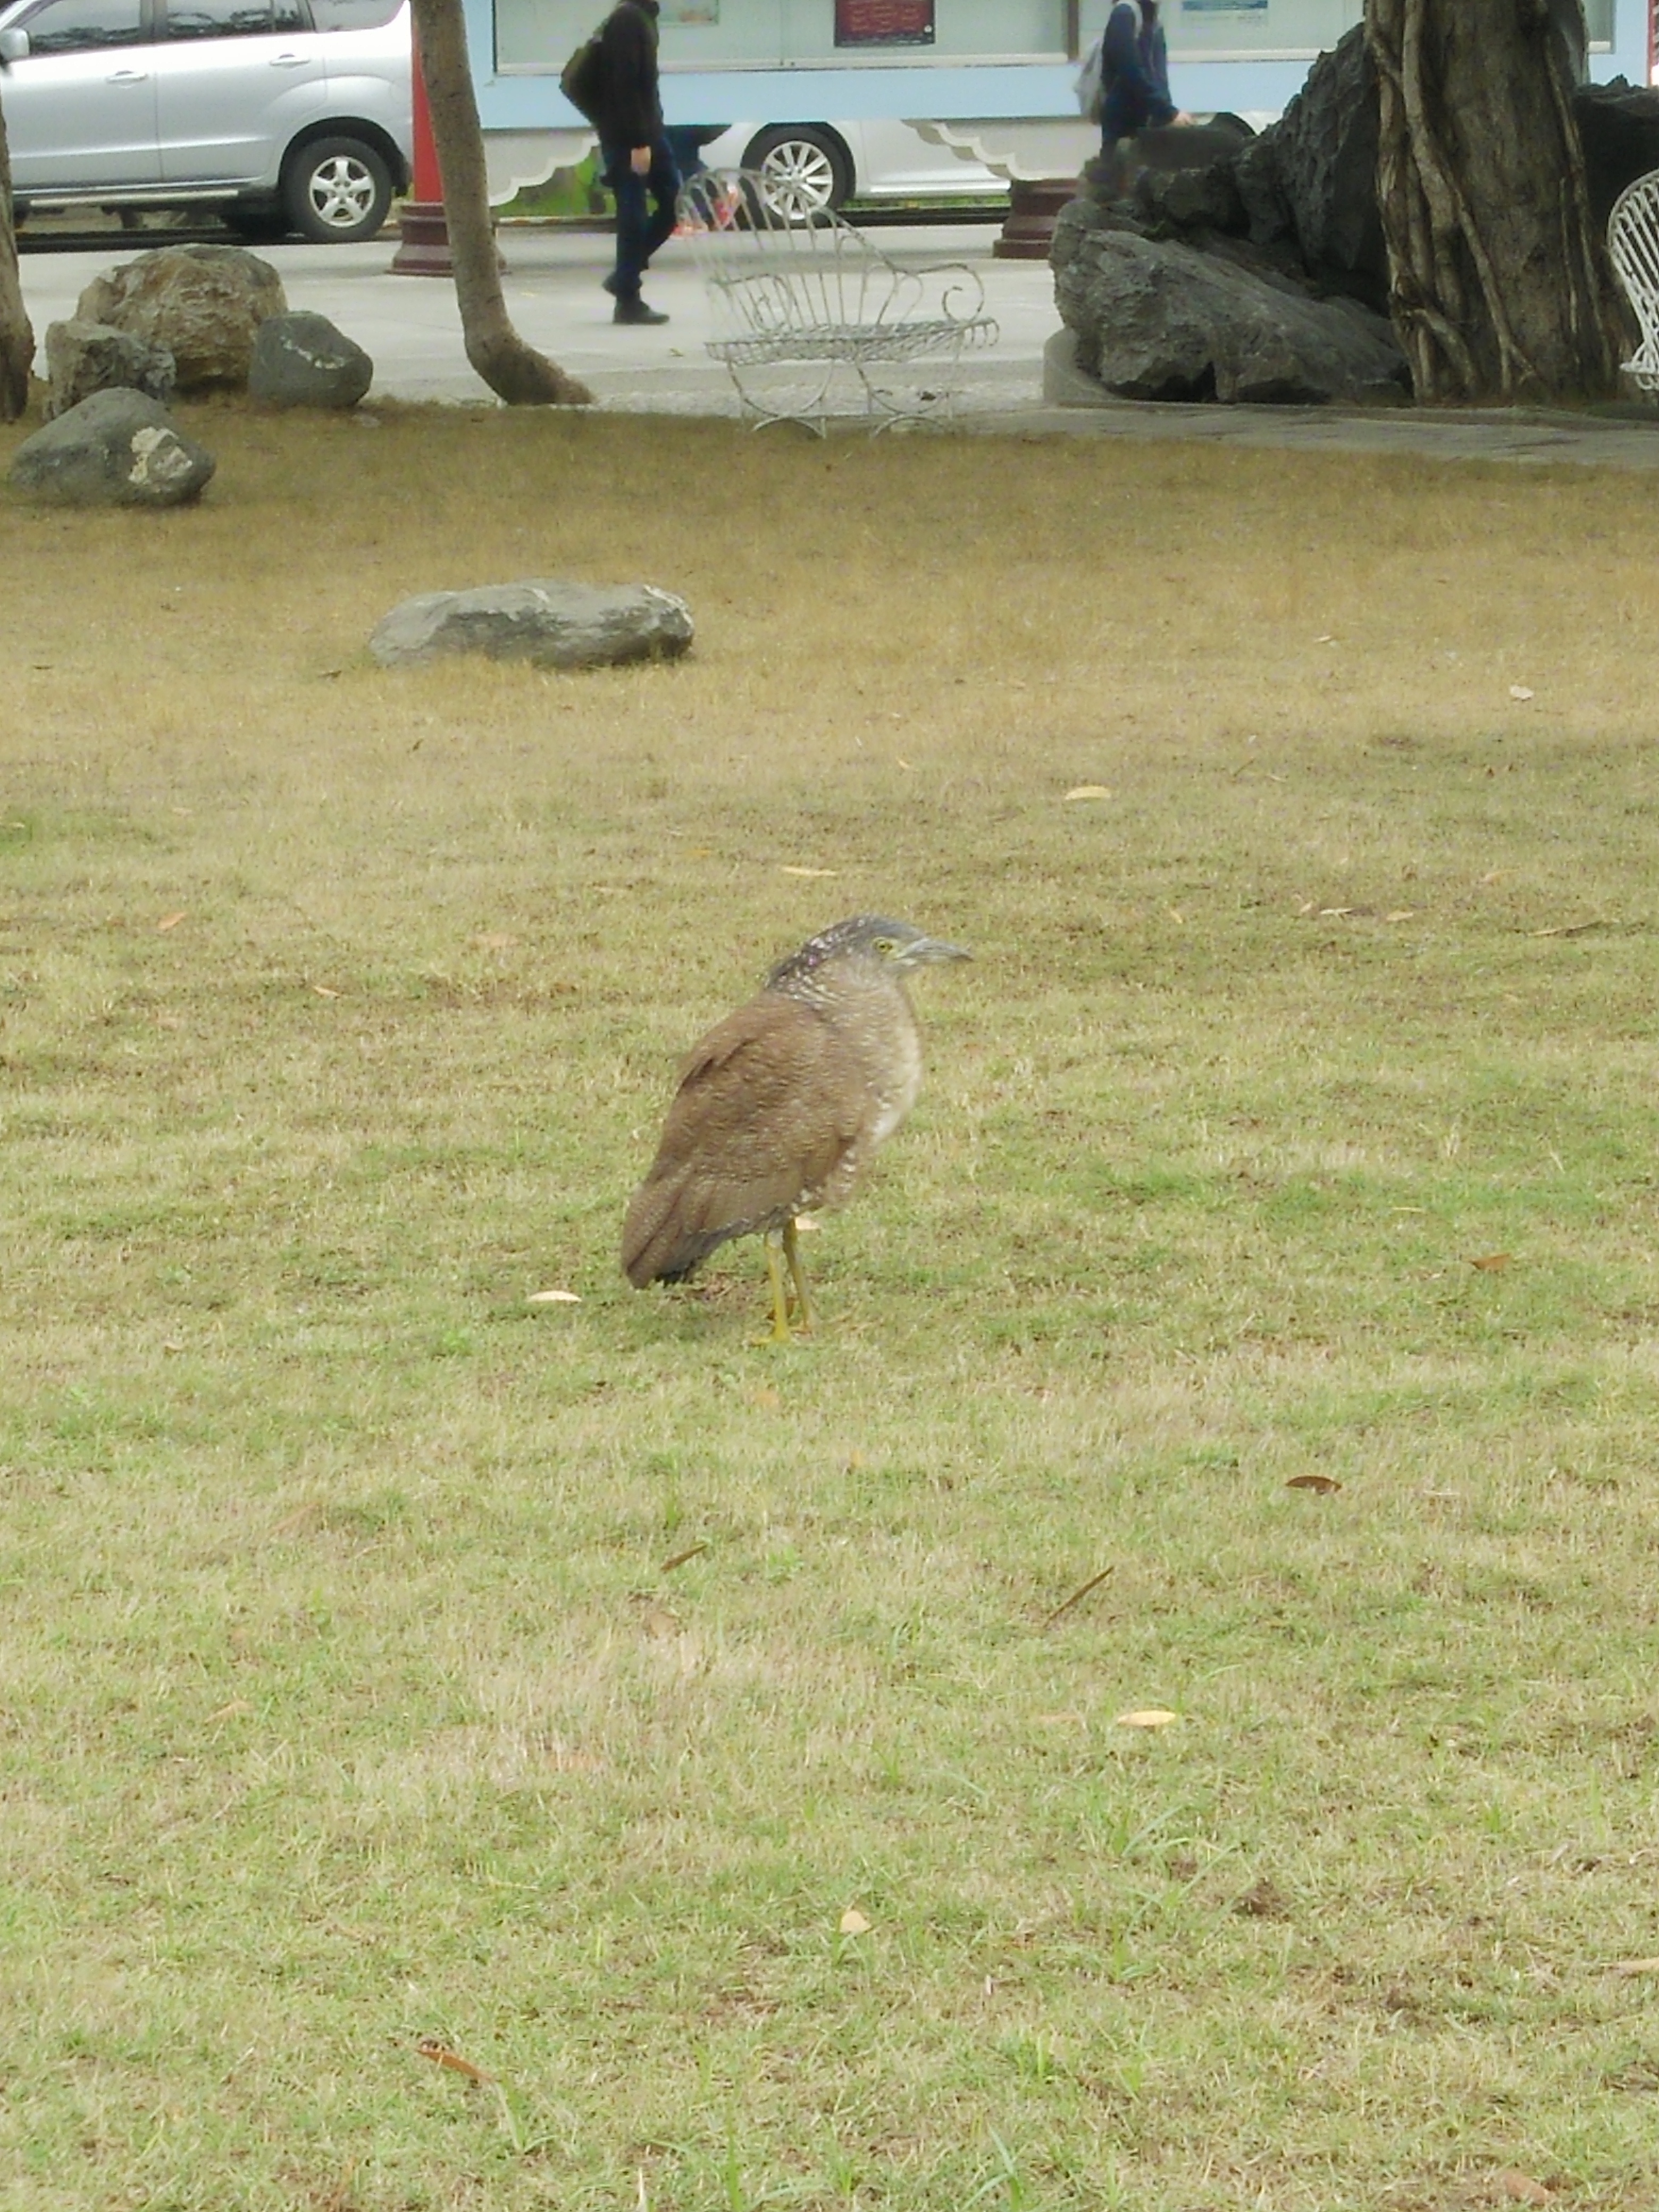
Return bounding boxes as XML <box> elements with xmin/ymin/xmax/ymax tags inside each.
<box><xmin>407</xmin><ymin>0</ymin><xmax>592</xmax><ymax>406</ymax></box>
<box><xmin>1364</xmin><ymin>0</ymin><xmax>1622</xmax><ymax>404</ymax></box>
<box><xmin>0</xmin><ymin>82</ymin><xmax>35</xmax><ymax>421</ymax></box>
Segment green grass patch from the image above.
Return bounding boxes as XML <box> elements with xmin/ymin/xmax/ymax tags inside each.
<box><xmin>1</xmin><ymin>406</ymin><xmax>1658</xmax><ymax>2208</ymax></box>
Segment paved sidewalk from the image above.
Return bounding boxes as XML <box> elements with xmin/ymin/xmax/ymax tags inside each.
<box><xmin>20</xmin><ymin>220</ymin><xmax>1659</xmax><ymax>470</ymax></box>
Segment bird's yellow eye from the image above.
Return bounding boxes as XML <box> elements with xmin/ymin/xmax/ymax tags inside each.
<box><xmin>873</xmin><ymin>936</ymin><xmax>897</xmax><ymax>955</ymax></box>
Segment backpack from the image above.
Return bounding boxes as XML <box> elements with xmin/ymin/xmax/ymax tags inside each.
<box><xmin>560</xmin><ymin>29</ymin><xmax>606</xmax><ymax>123</ymax></box>
<box><xmin>1074</xmin><ymin>35</ymin><xmax>1105</xmax><ymax>122</ymax></box>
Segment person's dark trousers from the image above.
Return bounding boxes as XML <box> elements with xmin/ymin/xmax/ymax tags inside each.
<box><xmin>602</xmin><ymin>136</ymin><xmax>680</xmax><ymax>299</ymax></box>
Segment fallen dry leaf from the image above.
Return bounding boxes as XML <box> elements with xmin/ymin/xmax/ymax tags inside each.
<box><xmin>1116</xmin><ymin>1708</ymin><xmax>1179</xmax><ymax>1729</ymax></box>
<box><xmin>839</xmin><ymin>1907</ymin><xmax>872</xmax><ymax>1935</ymax></box>
<box><xmin>414</xmin><ymin>2038</ymin><xmax>493</xmax><ymax>2087</ymax></box>
<box><xmin>1469</xmin><ymin>1253</ymin><xmax>1513</xmax><ymax>1273</ymax></box>
<box><xmin>1611</xmin><ymin>1956</ymin><xmax>1659</xmax><ymax>1976</ymax></box>
<box><xmin>1384</xmin><ymin>909</ymin><xmax>1417</xmax><ymax>923</ymax></box>
<box><xmin>1063</xmin><ymin>784</ymin><xmax>1113</xmax><ymax>802</ymax></box>
<box><xmin>527</xmin><ymin>1288</ymin><xmax>581</xmax><ymax>1305</ymax></box>
<box><xmin>1492</xmin><ymin>2173</ymin><xmax>1551</xmax><ymax>2207</ymax></box>
<box><xmin>1508</xmin><ymin>685</ymin><xmax>1535</xmax><ymax>702</ymax></box>
<box><xmin>312</xmin><ymin>984</ymin><xmax>340</xmax><ymax>999</ymax></box>
<box><xmin>1286</xmin><ymin>1474</ymin><xmax>1342</xmax><ymax>1494</ymax></box>
<box><xmin>659</xmin><ymin>1541</ymin><xmax>708</xmax><ymax>1573</ymax></box>
<box><xmin>156</xmin><ymin>911</ymin><xmax>186</xmax><ymax>932</ymax></box>
<box><xmin>779</xmin><ymin>865</ymin><xmax>839</xmax><ymax>878</ymax></box>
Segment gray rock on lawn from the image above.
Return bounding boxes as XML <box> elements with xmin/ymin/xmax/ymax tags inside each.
<box><xmin>1052</xmin><ymin>214</ymin><xmax>1406</xmax><ymax>406</ymax></box>
<box><xmin>76</xmin><ymin>243</ymin><xmax>286</xmax><ymax>392</ymax></box>
<box><xmin>249</xmin><ymin>311</ymin><xmax>374</xmax><ymax>409</ymax></box>
<box><xmin>7</xmin><ymin>388</ymin><xmax>215</xmax><ymax>508</ymax></box>
<box><xmin>44</xmin><ymin>317</ymin><xmax>177</xmax><ymax>420</ymax></box>
<box><xmin>369</xmin><ymin>581</ymin><xmax>695</xmax><ymax>671</ymax></box>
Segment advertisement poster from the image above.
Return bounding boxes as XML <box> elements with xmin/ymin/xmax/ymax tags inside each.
<box><xmin>834</xmin><ymin>0</ymin><xmax>935</xmax><ymax>47</ymax></box>
<box><xmin>660</xmin><ymin>0</ymin><xmax>718</xmax><ymax>20</ymax></box>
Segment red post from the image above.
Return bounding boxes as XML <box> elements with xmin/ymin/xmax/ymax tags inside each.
<box><xmin>390</xmin><ymin>24</ymin><xmax>453</xmax><ymax>276</ymax></box>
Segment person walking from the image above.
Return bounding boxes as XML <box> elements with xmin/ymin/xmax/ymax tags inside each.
<box><xmin>1097</xmin><ymin>0</ymin><xmax>1191</xmax><ymax>191</ymax></box>
<box><xmin>592</xmin><ymin>0</ymin><xmax>678</xmax><ymax>325</ymax></box>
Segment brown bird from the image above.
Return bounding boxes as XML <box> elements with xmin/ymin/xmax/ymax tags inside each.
<box><xmin>622</xmin><ymin>915</ymin><xmax>970</xmax><ymax>1339</ymax></box>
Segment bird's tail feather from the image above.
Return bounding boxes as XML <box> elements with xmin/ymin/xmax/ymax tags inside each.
<box><xmin>621</xmin><ymin>1175</ymin><xmax>734</xmax><ymax>1287</ymax></box>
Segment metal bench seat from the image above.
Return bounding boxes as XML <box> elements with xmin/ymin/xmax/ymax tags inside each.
<box><xmin>678</xmin><ymin>170</ymin><xmax>1001</xmax><ymax>431</ymax></box>
<box><xmin>1608</xmin><ymin>169</ymin><xmax>1659</xmax><ymax>397</ymax></box>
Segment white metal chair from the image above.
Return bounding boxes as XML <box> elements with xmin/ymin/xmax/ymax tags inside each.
<box><xmin>1608</xmin><ymin>168</ymin><xmax>1659</xmax><ymax>397</ymax></box>
<box><xmin>675</xmin><ymin>169</ymin><xmax>1000</xmax><ymax>433</ymax></box>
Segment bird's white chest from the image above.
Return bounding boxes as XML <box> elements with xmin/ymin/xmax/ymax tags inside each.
<box><xmin>869</xmin><ymin>1017</ymin><xmax>924</xmax><ymax>1145</ymax></box>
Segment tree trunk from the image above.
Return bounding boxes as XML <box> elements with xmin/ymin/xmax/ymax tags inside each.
<box><xmin>1365</xmin><ymin>0</ymin><xmax>1622</xmax><ymax>404</ymax></box>
<box><xmin>0</xmin><ymin>84</ymin><xmax>35</xmax><ymax>421</ymax></box>
<box><xmin>407</xmin><ymin>0</ymin><xmax>592</xmax><ymax>407</ymax></box>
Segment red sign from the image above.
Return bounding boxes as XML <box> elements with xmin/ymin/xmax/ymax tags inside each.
<box><xmin>834</xmin><ymin>0</ymin><xmax>934</xmax><ymax>46</ymax></box>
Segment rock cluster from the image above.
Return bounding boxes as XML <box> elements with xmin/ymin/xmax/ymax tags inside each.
<box><xmin>369</xmin><ymin>581</ymin><xmax>695</xmax><ymax>671</ymax></box>
<box><xmin>1051</xmin><ymin>26</ymin><xmax>1659</xmax><ymax>408</ymax></box>
<box><xmin>74</xmin><ymin>244</ymin><xmax>287</xmax><ymax>392</ymax></box>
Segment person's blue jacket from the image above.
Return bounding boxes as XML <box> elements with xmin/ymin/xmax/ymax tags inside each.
<box><xmin>1100</xmin><ymin>0</ymin><xmax>1177</xmax><ymax>139</ymax></box>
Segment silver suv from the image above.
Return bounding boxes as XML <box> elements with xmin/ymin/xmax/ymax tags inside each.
<box><xmin>0</xmin><ymin>0</ymin><xmax>412</xmax><ymax>242</ymax></box>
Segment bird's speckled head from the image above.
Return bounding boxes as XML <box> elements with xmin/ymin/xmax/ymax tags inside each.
<box><xmin>766</xmin><ymin>915</ymin><xmax>971</xmax><ymax>991</ymax></box>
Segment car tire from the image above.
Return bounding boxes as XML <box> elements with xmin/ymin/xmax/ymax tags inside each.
<box><xmin>283</xmin><ymin>136</ymin><xmax>392</xmax><ymax>244</ymax></box>
<box><xmin>740</xmin><ymin>125</ymin><xmax>852</xmax><ymax>219</ymax></box>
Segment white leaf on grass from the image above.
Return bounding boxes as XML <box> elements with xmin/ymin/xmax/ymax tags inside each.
<box><xmin>780</xmin><ymin>866</ymin><xmax>839</xmax><ymax>878</ymax></box>
<box><xmin>1115</xmin><ymin>1708</ymin><xmax>1179</xmax><ymax>1729</ymax></box>
<box><xmin>527</xmin><ymin>1289</ymin><xmax>581</xmax><ymax>1305</ymax></box>
<box><xmin>839</xmin><ymin>1907</ymin><xmax>872</xmax><ymax>1934</ymax></box>
<box><xmin>1509</xmin><ymin>685</ymin><xmax>1535</xmax><ymax>702</ymax></box>
<box><xmin>1063</xmin><ymin>784</ymin><xmax>1113</xmax><ymax>802</ymax></box>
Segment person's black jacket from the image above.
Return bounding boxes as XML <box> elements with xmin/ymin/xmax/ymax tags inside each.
<box><xmin>593</xmin><ymin>0</ymin><xmax>663</xmax><ymax>149</ymax></box>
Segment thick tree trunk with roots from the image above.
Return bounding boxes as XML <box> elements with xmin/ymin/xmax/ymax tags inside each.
<box><xmin>0</xmin><ymin>87</ymin><xmax>35</xmax><ymax>421</ymax></box>
<box><xmin>407</xmin><ymin>0</ymin><xmax>592</xmax><ymax>406</ymax></box>
<box><xmin>1364</xmin><ymin>0</ymin><xmax>1622</xmax><ymax>404</ymax></box>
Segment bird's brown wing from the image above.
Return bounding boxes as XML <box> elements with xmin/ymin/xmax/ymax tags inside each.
<box><xmin>622</xmin><ymin>992</ymin><xmax>868</xmax><ymax>1286</ymax></box>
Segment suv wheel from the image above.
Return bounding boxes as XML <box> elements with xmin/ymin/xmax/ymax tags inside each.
<box><xmin>284</xmin><ymin>136</ymin><xmax>392</xmax><ymax>244</ymax></box>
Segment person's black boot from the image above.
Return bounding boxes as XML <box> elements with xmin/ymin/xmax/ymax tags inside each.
<box><xmin>614</xmin><ymin>297</ymin><xmax>669</xmax><ymax>325</ymax></box>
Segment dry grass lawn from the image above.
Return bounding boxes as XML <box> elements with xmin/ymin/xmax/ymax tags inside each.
<box><xmin>3</xmin><ymin>400</ymin><xmax>1659</xmax><ymax>2211</ymax></box>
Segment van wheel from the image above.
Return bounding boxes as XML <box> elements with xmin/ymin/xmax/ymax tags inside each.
<box><xmin>284</xmin><ymin>137</ymin><xmax>392</xmax><ymax>244</ymax></box>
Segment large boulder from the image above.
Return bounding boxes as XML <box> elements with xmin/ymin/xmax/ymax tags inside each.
<box><xmin>44</xmin><ymin>317</ymin><xmax>177</xmax><ymax>420</ymax></box>
<box><xmin>75</xmin><ymin>244</ymin><xmax>286</xmax><ymax>392</ymax></box>
<box><xmin>8</xmin><ymin>389</ymin><xmax>215</xmax><ymax>508</ymax></box>
<box><xmin>369</xmin><ymin>581</ymin><xmax>695</xmax><ymax>671</ymax></box>
<box><xmin>1575</xmin><ymin>78</ymin><xmax>1659</xmax><ymax>232</ymax></box>
<box><xmin>248</xmin><ymin>311</ymin><xmax>374</xmax><ymax>409</ymax></box>
<box><xmin>1236</xmin><ymin>25</ymin><xmax>1386</xmax><ymax>308</ymax></box>
<box><xmin>1052</xmin><ymin>215</ymin><xmax>1407</xmax><ymax>405</ymax></box>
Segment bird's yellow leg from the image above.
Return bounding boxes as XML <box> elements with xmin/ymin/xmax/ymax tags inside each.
<box><xmin>756</xmin><ymin>1231</ymin><xmax>794</xmax><ymax>1346</ymax></box>
<box><xmin>783</xmin><ymin>1217</ymin><xmax>816</xmax><ymax>1334</ymax></box>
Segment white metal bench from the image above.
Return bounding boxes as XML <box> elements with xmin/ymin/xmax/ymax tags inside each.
<box><xmin>676</xmin><ymin>169</ymin><xmax>1000</xmax><ymax>433</ymax></box>
<box><xmin>1608</xmin><ymin>169</ymin><xmax>1659</xmax><ymax>397</ymax></box>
